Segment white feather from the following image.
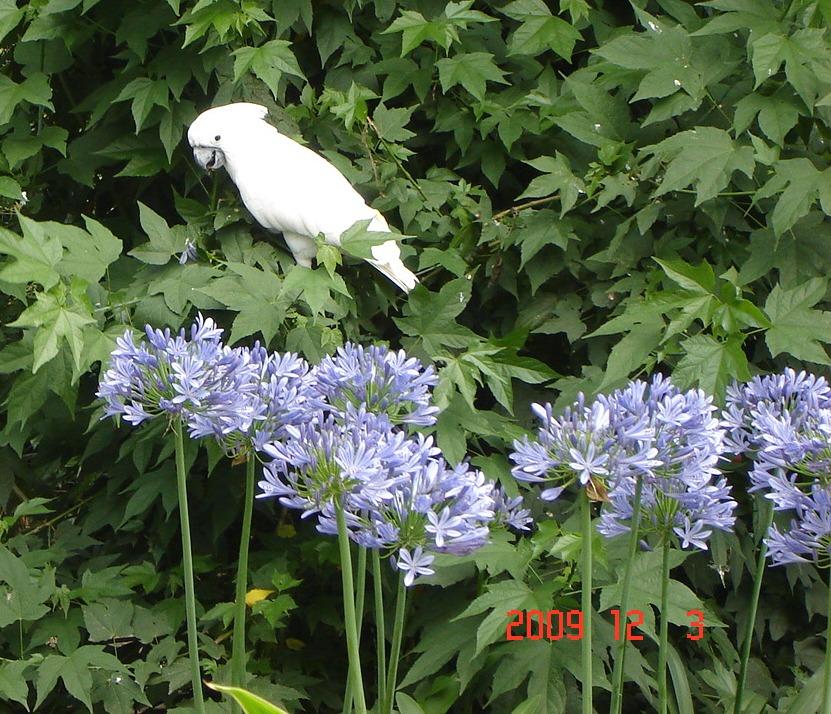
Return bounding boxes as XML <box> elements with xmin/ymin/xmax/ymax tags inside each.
<box><xmin>188</xmin><ymin>103</ymin><xmax>418</xmax><ymax>292</ymax></box>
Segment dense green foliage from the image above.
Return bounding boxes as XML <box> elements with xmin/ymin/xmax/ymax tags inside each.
<box><xmin>3</xmin><ymin>0</ymin><xmax>831</xmax><ymax>711</ymax></box>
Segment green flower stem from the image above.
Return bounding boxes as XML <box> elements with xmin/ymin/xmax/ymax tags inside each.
<box><xmin>657</xmin><ymin>543</ymin><xmax>672</xmax><ymax>714</ymax></box>
<box><xmin>173</xmin><ymin>420</ymin><xmax>206</xmax><ymax>714</ymax></box>
<box><xmin>384</xmin><ymin>572</ymin><xmax>407</xmax><ymax>714</ymax></box>
<box><xmin>823</xmin><ymin>565</ymin><xmax>831</xmax><ymax>714</ymax></box>
<box><xmin>581</xmin><ymin>489</ymin><xmax>593</xmax><ymax>714</ymax></box>
<box><xmin>734</xmin><ymin>501</ymin><xmax>774</xmax><ymax>714</ymax></box>
<box><xmin>344</xmin><ymin>546</ymin><xmax>368</xmax><ymax>714</ymax></box>
<box><xmin>231</xmin><ymin>455</ymin><xmax>256</xmax><ymax>688</ymax></box>
<box><xmin>335</xmin><ymin>502</ymin><xmax>367</xmax><ymax>714</ymax></box>
<box><xmin>610</xmin><ymin>476</ymin><xmax>644</xmax><ymax>714</ymax></box>
<box><xmin>372</xmin><ymin>550</ymin><xmax>387</xmax><ymax>711</ymax></box>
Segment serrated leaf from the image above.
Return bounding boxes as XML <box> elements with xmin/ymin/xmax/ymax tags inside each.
<box><xmin>0</xmin><ymin>73</ymin><xmax>53</xmax><ymax>125</ymax></box>
<box><xmin>518</xmin><ymin>153</ymin><xmax>584</xmax><ymax>214</ymax></box>
<box><xmin>0</xmin><ymin>546</ymin><xmax>51</xmax><ymax>627</ymax></box>
<box><xmin>58</xmin><ymin>217</ymin><xmax>122</xmax><ymax>283</ymax></box>
<box><xmin>0</xmin><ymin>660</ymin><xmax>30</xmax><ymax>709</ymax></box>
<box><xmin>130</xmin><ymin>202</ymin><xmax>180</xmax><ymax>264</ymax></box>
<box><xmin>9</xmin><ymin>290</ymin><xmax>95</xmax><ymax>373</ymax></box>
<box><xmin>509</xmin><ymin>14</ymin><xmax>580</xmax><ymax>60</ymax></box>
<box><xmin>82</xmin><ymin>599</ymin><xmax>134</xmax><ymax>642</ymax></box>
<box><xmin>672</xmin><ymin>335</ymin><xmax>750</xmax><ymax>396</ymax></box>
<box><xmin>0</xmin><ymin>217</ymin><xmax>62</xmax><ymax>288</ymax></box>
<box><xmin>435</xmin><ymin>52</ymin><xmax>508</xmax><ymax>102</ymax></box>
<box><xmin>395</xmin><ymin>279</ymin><xmax>478</xmax><ymax>354</ymax></box>
<box><xmin>233</xmin><ymin>40</ymin><xmax>305</xmax><ymax>100</ymax></box>
<box><xmin>114</xmin><ymin>78</ymin><xmax>169</xmax><ymax>132</ymax></box>
<box><xmin>643</xmin><ymin>127</ymin><xmax>755</xmax><ymax>205</ymax></box>
<box><xmin>35</xmin><ymin>646</ymin><xmax>126</xmax><ymax>712</ymax></box>
<box><xmin>764</xmin><ymin>278</ymin><xmax>831</xmax><ymax>364</ymax></box>
<box><xmin>754</xmin><ymin>158</ymin><xmax>830</xmax><ymax>236</ymax></box>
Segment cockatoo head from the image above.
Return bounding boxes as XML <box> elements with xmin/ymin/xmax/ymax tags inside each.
<box><xmin>187</xmin><ymin>103</ymin><xmax>268</xmax><ymax>171</ymax></box>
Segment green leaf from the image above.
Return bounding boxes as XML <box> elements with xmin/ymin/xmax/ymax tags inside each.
<box><xmin>372</xmin><ymin>104</ymin><xmax>416</xmax><ymax>142</ymax></box>
<box><xmin>9</xmin><ymin>289</ymin><xmax>95</xmax><ymax>373</ymax></box>
<box><xmin>205</xmin><ymin>682</ymin><xmax>290</xmax><ymax>714</ymax></box>
<box><xmin>395</xmin><ymin>279</ymin><xmax>478</xmax><ymax>354</ymax></box>
<box><xmin>114</xmin><ymin>77</ymin><xmax>169</xmax><ymax>132</ymax></box>
<box><xmin>672</xmin><ymin>335</ymin><xmax>750</xmax><ymax>396</ymax></box>
<box><xmin>518</xmin><ymin>153</ymin><xmax>585</xmax><ymax>214</ymax></box>
<box><xmin>396</xmin><ymin>693</ymin><xmax>427</xmax><ymax>714</ymax></box>
<box><xmin>0</xmin><ymin>546</ymin><xmax>51</xmax><ymax>627</ymax></box>
<box><xmin>764</xmin><ymin>278</ymin><xmax>831</xmax><ymax>364</ymax></box>
<box><xmin>233</xmin><ymin>40</ymin><xmax>305</xmax><ymax>100</ymax></box>
<box><xmin>58</xmin><ymin>217</ymin><xmax>123</xmax><ymax>284</ymax></box>
<box><xmin>454</xmin><ymin>579</ymin><xmax>538</xmax><ymax>656</ymax></box>
<box><xmin>0</xmin><ymin>0</ymin><xmax>23</xmax><ymax>44</ymax></box>
<box><xmin>338</xmin><ymin>219</ymin><xmax>401</xmax><ymax>261</ymax></box>
<box><xmin>507</xmin><ymin>13</ymin><xmax>581</xmax><ymax>60</ymax></box>
<box><xmin>197</xmin><ymin>263</ymin><xmax>286</xmax><ymax>344</ymax></box>
<box><xmin>0</xmin><ymin>660</ymin><xmax>30</xmax><ymax>709</ymax></box>
<box><xmin>435</xmin><ymin>52</ymin><xmax>508</xmax><ymax>102</ymax></box>
<box><xmin>130</xmin><ymin>202</ymin><xmax>181</xmax><ymax>264</ymax></box>
<box><xmin>754</xmin><ymin>158</ymin><xmax>831</xmax><ymax>236</ymax></box>
<box><xmin>597</xmin><ymin>321</ymin><xmax>663</xmax><ymax>392</ymax></box>
<box><xmin>82</xmin><ymin>599</ymin><xmax>135</xmax><ymax>642</ymax></box>
<box><xmin>0</xmin><ymin>216</ymin><xmax>62</xmax><ymax>288</ymax></box>
<box><xmin>35</xmin><ymin>646</ymin><xmax>126</xmax><ymax>712</ymax></box>
<box><xmin>599</xmin><ymin>548</ymin><xmax>722</xmax><ymax>628</ymax></box>
<box><xmin>0</xmin><ymin>73</ymin><xmax>53</xmax><ymax>125</ymax></box>
<box><xmin>643</xmin><ymin>127</ymin><xmax>755</xmax><ymax>205</ymax></box>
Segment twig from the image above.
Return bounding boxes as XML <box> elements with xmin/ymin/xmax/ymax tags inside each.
<box><xmin>492</xmin><ymin>194</ymin><xmax>561</xmax><ymax>222</ymax></box>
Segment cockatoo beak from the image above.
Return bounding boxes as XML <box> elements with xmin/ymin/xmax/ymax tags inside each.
<box><xmin>193</xmin><ymin>147</ymin><xmax>224</xmax><ymax>171</ymax></box>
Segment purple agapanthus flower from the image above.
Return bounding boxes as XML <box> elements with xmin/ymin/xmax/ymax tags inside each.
<box><xmin>312</xmin><ymin>342</ymin><xmax>439</xmax><ymax>427</ymax></box>
<box><xmin>97</xmin><ymin>314</ymin><xmax>258</xmax><ymax>432</ymax></box>
<box><xmin>727</xmin><ymin>370</ymin><xmax>831</xmax><ymax>566</ymax></box>
<box><xmin>596</xmin><ymin>376</ymin><xmax>734</xmax><ymax>550</ymax></box>
<box><xmin>766</xmin><ymin>483</ymin><xmax>831</xmax><ymax>567</ymax></box>
<box><xmin>259</xmin><ymin>406</ymin><xmax>499</xmax><ymax>586</ymax></box>
<box><xmin>178</xmin><ymin>238</ymin><xmax>197</xmax><ymax>264</ymax></box>
<box><xmin>509</xmin><ymin>392</ymin><xmax>658</xmax><ymax>502</ymax></box>
<box><xmin>187</xmin><ymin>343</ymin><xmax>320</xmax><ymax>455</ymax></box>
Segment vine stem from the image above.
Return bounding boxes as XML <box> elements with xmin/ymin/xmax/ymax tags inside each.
<box><xmin>231</xmin><ymin>455</ymin><xmax>256</xmax><ymax>688</ymax></box>
<box><xmin>823</xmin><ymin>564</ymin><xmax>831</xmax><ymax>714</ymax></box>
<box><xmin>335</xmin><ymin>502</ymin><xmax>367</xmax><ymax>714</ymax></box>
<box><xmin>581</xmin><ymin>489</ymin><xmax>594</xmax><ymax>714</ymax></box>
<box><xmin>344</xmin><ymin>546</ymin><xmax>368</xmax><ymax>714</ymax></box>
<box><xmin>610</xmin><ymin>476</ymin><xmax>645</xmax><ymax>714</ymax></box>
<box><xmin>173</xmin><ymin>420</ymin><xmax>206</xmax><ymax>714</ymax></box>
<box><xmin>373</xmin><ymin>549</ymin><xmax>387</xmax><ymax>711</ymax></box>
<box><xmin>384</xmin><ymin>573</ymin><xmax>407</xmax><ymax>714</ymax></box>
<box><xmin>657</xmin><ymin>543</ymin><xmax>671</xmax><ymax>714</ymax></box>
<box><xmin>734</xmin><ymin>501</ymin><xmax>774</xmax><ymax>714</ymax></box>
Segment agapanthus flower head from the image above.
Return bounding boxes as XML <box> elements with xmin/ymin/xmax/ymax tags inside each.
<box><xmin>331</xmin><ymin>455</ymin><xmax>497</xmax><ymax>585</ymax></box>
<box><xmin>509</xmin><ymin>392</ymin><xmax>656</xmax><ymax>502</ymax></box>
<box><xmin>723</xmin><ymin>368</ymin><xmax>831</xmax><ymax>454</ymax></box>
<box><xmin>596</xmin><ymin>376</ymin><xmax>733</xmax><ymax>550</ymax></box>
<box><xmin>97</xmin><ymin>314</ymin><xmax>258</xmax><ymax>432</ymax></box>
<box><xmin>312</xmin><ymin>342</ymin><xmax>439</xmax><ymax>427</ymax></box>
<box><xmin>188</xmin><ymin>343</ymin><xmax>320</xmax><ymax>455</ymax></box>
<box><xmin>257</xmin><ymin>406</ymin><xmax>421</xmax><ymax>518</ymax></box>
<box><xmin>766</xmin><ymin>483</ymin><xmax>831</xmax><ymax>567</ymax></box>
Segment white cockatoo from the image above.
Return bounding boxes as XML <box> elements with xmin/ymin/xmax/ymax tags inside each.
<box><xmin>187</xmin><ymin>102</ymin><xmax>418</xmax><ymax>292</ymax></box>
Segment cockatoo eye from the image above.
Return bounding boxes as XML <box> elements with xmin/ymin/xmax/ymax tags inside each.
<box><xmin>214</xmin><ymin>134</ymin><xmax>221</xmax><ymax>141</ymax></box>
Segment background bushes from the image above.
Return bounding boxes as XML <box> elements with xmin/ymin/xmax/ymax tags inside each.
<box><xmin>2</xmin><ymin>0</ymin><xmax>831</xmax><ymax>711</ymax></box>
